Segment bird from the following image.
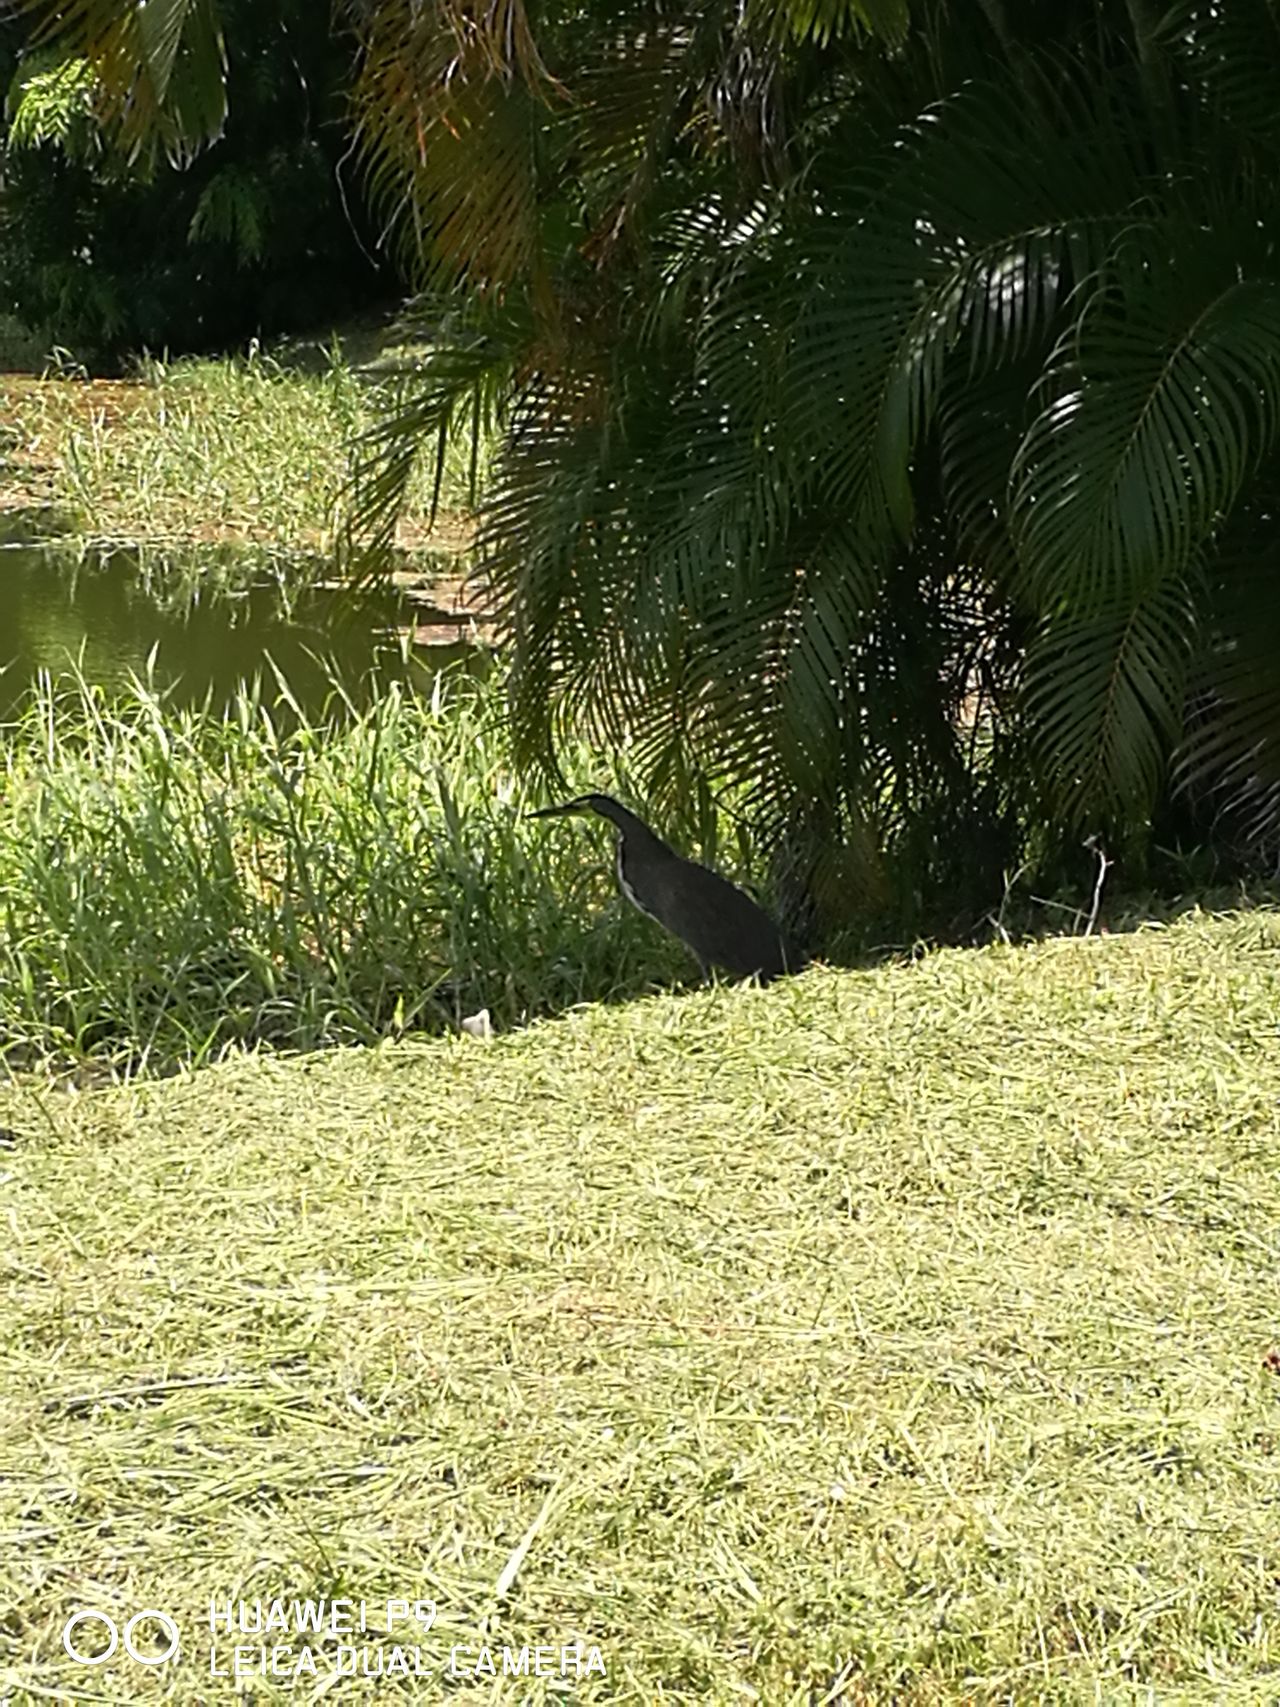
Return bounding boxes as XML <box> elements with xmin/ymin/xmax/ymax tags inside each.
<box><xmin>527</xmin><ymin>792</ymin><xmax>803</xmax><ymax>982</ymax></box>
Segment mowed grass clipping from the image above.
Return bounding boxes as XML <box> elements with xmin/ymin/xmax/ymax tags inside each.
<box><xmin>3</xmin><ymin>910</ymin><xmax>1280</xmax><ymax>1703</ymax></box>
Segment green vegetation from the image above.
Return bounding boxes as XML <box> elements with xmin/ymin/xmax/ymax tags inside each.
<box><xmin>0</xmin><ymin>1</ymin><xmax>384</xmax><ymax>362</ymax></box>
<box><xmin>3</xmin><ymin>907</ymin><xmax>1278</xmax><ymax>1700</ymax></box>
<box><xmin>0</xmin><ymin>309</ymin><xmax>44</xmax><ymax>370</ymax></box>
<box><xmin>3</xmin><ymin>350</ymin><xmax>491</xmax><ymax>559</ymax></box>
<box><xmin>17</xmin><ymin>1</ymin><xmax>1280</xmax><ymax>939</ymax></box>
<box><xmin>0</xmin><ymin>666</ymin><xmax>739</xmax><ymax>1074</ymax></box>
<box><xmin>334</xmin><ymin>0</ymin><xmax>1280</xmax><ymax>930</ymax></box>
<box><xmin>6</xmin><ymin>14</ymin><xmax>1279</xmax><ymax>1703</ymax></box>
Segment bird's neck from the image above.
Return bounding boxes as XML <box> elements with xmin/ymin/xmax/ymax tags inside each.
<box><xmin>597</xmin><ymin>801</ymin><xmax>677</xmax><ymax>862</ymax></box>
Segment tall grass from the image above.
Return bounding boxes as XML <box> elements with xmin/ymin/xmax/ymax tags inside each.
<box><xmin>0</xmin><ymin>667</ymin><xmax>720</xmax><ymax>1073</ymax></box>
<box><xmin>6</xmin><ymin>349</ymin><xmax>494</xmax><ymax>557</ymax></box>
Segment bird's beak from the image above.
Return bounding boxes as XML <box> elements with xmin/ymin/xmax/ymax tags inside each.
<box><xmin>526</xmin><ymin>799</ymin><xmax>586</xmax><ymax>821</ymax></box>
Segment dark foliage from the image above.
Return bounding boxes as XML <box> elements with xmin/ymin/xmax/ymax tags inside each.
<box><xmin>341</xmin><ymin>0</ymin><xmax>1280</xmax><ymax>941</ymax></box>
<box><xmin>0</xmin><ymin>1</ymin><xmax>389</xmax><ymax>364</ymax></box>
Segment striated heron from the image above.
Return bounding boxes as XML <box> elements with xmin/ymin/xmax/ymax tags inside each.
<box><xmin>528</xmin><ymin>793</ymin><xmax>802</xmax><ymax>982</ymax></box>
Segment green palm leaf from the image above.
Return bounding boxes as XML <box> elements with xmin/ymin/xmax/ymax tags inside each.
<box><xmin>1012</xmin><ymin>227</ymin><xmax>1280</xmax><ymax>605</ymax></box>
<box><xmin>344</xmin><ymin>295</ymin><xmax>526</xmax><ymax>569</ymax></box>
<box><xmin>18</xmin><ymin>0</ymin><xmax>226</xmax><ymax>163</ymax></box>
<box><xmin>1024</xmin><ymin>576</ymin><xmax>1199</xmax><ymax>823</ymax></box>
<box><xmin>776</xmin><ymin>68</ymin><xmax>1144</xmax><ymax>552</ymax></box>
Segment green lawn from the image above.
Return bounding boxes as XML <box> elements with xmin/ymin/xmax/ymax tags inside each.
<box><xmin>2</xmin><ymin>908</ymin><xmax>1278</xmax><ymax>1702</ymax></box>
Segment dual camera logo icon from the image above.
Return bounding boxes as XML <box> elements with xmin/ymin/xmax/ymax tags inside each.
<box><xmin>62</xmin><ymin>1607</ymin><xmax>180</xmax><ymax>1666</ymax></box>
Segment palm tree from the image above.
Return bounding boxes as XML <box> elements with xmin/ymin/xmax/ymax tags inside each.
<box><xmin>17</xmin><ymin>0</ymin><xmax>1280</xmax><ymax>934</ymax></box>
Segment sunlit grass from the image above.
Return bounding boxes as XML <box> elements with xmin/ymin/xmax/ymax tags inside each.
<box><xmin>2</xmin><ymin>349</ymin><xmax>494</xmax><ymax>559</ymax></box>
<box><xmin>2</xmin><ymin>908</ymin><xmax>1278</xmax><ymax>1700</ymax></box>
<box><xmin>0</xmin><ymin>666</ymin><xmax>741</xmax><ymax>1074</ymax></box>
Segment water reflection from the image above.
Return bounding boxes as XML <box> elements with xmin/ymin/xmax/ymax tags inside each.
<box><xmin>0</xmin><ymin>537</ymin><xmax>489</xmax><ymax>725</ymax></box>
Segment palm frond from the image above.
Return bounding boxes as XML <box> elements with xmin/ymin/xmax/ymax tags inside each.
<box><xmin>341</xmin><ymin>0</ymin><xmax>557</xmax><ymax>295</ymax></box>
<box><xmin>343</xmin><ymin>295</ymin><xmax>528</xmax><ymax>570</ymax></box>
<box><xmin>17</xmin><ymin>0</ymin><xmax>227</xmax><ymax>164</ymax></box>
<box><xmin>1024</xmin><ymin>575</ymin><xmax>1199</xmax><ymax>824</ymax></box>
<box><xmin>1012</xmin><ymin>220</ymin><xmax>1280</xmax><ymax>606</ymax></box>
<box><xmin>750</xmin><ymin>0</ymin><xmax>912</xmax><ymax>50</ymax></box>
<box><xmin>774</xmin><ymin>66</ymin><xmax>1147</xmax><ymax>553</ymax></box>
<box><xmin>1157</xmin><ymin>0</ymin><xmax>1280</xmax><ymax>147</ymax></box>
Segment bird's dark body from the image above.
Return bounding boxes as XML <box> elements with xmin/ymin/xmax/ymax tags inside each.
<box><xmin>528</xmin><ymin>792</ymin><xmax>800</xmax><ymax>981</ymax></box>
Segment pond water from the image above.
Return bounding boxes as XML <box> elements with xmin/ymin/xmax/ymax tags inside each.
<box><xmin>0</xmin><ymin>530</ymin><xmax>489</xmax><ymax>727</ymax></box>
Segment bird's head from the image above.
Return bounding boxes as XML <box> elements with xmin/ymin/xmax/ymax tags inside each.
<box><xmin>526</xmin><ymin>793</ymin><xmax>668</xmax><ymax>854</ymax></box>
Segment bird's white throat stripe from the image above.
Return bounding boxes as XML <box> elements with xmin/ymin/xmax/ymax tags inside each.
<box><xmin>617</xmin><ymin>849</ymin><xmax>660</xmax><ymax>922</ymax></box>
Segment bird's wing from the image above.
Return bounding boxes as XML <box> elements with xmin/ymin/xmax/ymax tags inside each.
<box><xmin>642</xmin><ymin>858</ymin><xmax>788</xmax><ymax>975</ymax></box>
